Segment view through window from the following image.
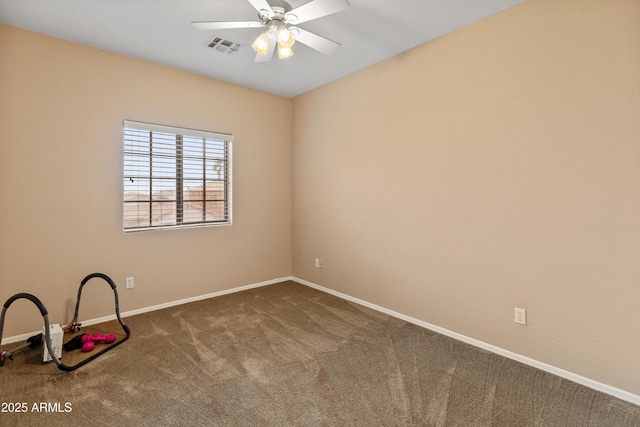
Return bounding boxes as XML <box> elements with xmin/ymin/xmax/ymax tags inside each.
<box><xmin>123</xmin><ymin>121</ymin><xmax>233</xmax><ymax>232</ymax></box>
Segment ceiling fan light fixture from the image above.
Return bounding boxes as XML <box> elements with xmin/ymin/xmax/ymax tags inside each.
<box><xmin>252</xmin><ymin>32</ymin><xmax>271</xmax><ymax>55</ymax></box>
<box><xmin>278</xmin><ymin>46</ymin><xmax>294</xmax><ymax>59</ymax></box>
<box><xmin>277</xmin><ymin>26</ymin><xmax>295</xmax><ymax>49</ymax></box>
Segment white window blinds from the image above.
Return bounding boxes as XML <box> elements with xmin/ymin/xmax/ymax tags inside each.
<box><xmin>123</xmin><ymin>120</ymin><xmax>233</xmax><ymax>232</ymax></box>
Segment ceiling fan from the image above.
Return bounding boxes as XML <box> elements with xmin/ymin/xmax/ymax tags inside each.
<box><xmin>192</xmin><ymin>0</ymin><xmax>350</xmax><ymax>62</ymax></box>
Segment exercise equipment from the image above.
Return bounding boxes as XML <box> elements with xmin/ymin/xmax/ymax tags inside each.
<box><xmin>81</xmin><ymin>333</ymin><xmax>117</xmax><ymax>352</ymax></box>
<box><xmin>63</xmin><ymin>334</ymin><xmax>86</xmax><ymax>352</ymax></box>
<box><xmin>0</xmin><ymin>333</ymin><xmax>42</xmax><ymax>361</ymax></box>
<box><xmin>82</xmin><ymin>333</ymin><xmax>117</xmax><ymax>344</ymax></box>
<box><xmin>0</xmin><ymin>273</ymin><xmax>130</xmax><ymax>371</ymax></box>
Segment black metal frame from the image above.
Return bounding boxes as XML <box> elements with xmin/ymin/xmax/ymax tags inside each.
<box><xmin>0</xmin><ymin>273</ymin><xmax>130</xmax><ymax>372</ymax></box>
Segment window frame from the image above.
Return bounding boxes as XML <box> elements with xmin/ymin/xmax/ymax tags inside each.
<box><xmin>123</xmin><ymin>120</ymin><xmax>233</xmax><ymax>232</ymax></box>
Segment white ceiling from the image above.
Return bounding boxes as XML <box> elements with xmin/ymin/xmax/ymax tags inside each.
<box><xmin>0</xmin><ymin>0</ymin><xmax>525</xmax><ymax>98</ymax></box>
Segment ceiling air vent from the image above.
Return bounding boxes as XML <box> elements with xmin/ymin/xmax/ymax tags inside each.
<box><xmin>207</xmin><ymin>37</ymin><xmax>241</xmax><ymax>54</ymax></box>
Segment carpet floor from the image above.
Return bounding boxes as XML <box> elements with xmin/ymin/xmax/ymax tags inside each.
<box><xmin>1</xmin><ymin>281</ymin><xmax>639</xmax><ymax>426</ymax></box>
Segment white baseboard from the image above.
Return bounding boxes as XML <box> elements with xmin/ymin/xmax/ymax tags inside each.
<box><xmin>3</xmin><ymin>274</ymin><xmax>638</xmax><ymax>407</ymax></box>
<box><xmin>292</xmin><ymin>276</ymin><xmax>640</xmax><ymax>407</ymax></box>
<box><xmin>119</xmin><ymin>276</ymin><xmax>292</xmax><ymax>319</ymax></box>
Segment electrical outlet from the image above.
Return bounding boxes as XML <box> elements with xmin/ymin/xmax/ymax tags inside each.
<box><xmin>314</xmin><ymin>258</ymin><xmax>324</xmax><ymax>269</ymax></box>
<box><xmin>126</xmin><ymin>277</ymin><xmax>134</xmax><ymax>289</ymax></box>
<box><xmin>515</xmin><ymin>307</ymin><xmax>526</xmax><ymax>325</ymax></box>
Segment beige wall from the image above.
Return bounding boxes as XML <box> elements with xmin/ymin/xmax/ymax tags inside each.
<box><xmin>0</xmin><ymin>25</ymin><xmax>292</xmax><ymax>337</ymax></box>
<box><xmin>292</xmin><ymin>0</ymin><xmax>640</xmax><ymax>396</ymax></box>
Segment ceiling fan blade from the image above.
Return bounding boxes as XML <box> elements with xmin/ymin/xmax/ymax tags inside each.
<box><xmin>285</xmin><ymin>0</ymin><xmax>350</xmax><ymax>25</ymax></box>
<box><xmin>254</xmin><ymin>35</ymin><xmax>277</xmax><ymax>62</ymax></box>
<box><xmin>192</xmin><ymin>21</ymin><xmax>265</xmax><ymax>30</ymax></box>
<box><xmin>247</xmin><ymin>0</ymin><xmax>274</xmax><ymax>18</ymax></box>
<box><xmin>290</xmin><ymin>27</ymin><xmax>341</xmax><ymax>56</ymax></box>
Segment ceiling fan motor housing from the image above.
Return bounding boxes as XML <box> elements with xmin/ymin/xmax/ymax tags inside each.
<box><xmin>260</xmin><ymin>6</ymin><xmax>283</xmax><ymax>23</ymax></box>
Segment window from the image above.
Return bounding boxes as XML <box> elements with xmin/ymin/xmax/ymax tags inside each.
<box><xmin>123</xmin><ymin>121</ymin><xmax>233</xmax><ymax>232</ymax></box>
